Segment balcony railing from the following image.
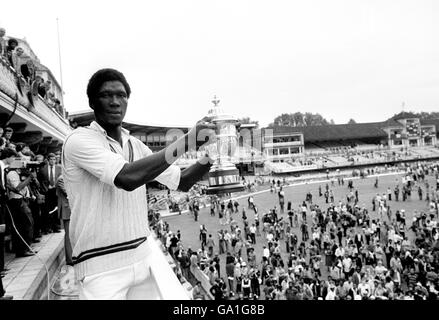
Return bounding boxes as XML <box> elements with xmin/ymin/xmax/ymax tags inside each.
<box><xmin>31</xmin><ymin>95</ymin><xmax>71</xmax><ymax>136</ymax></box>
<box><xmin>0</xmin><ymin>56</ymin><xmax>71</xmax><ymax>137</ymax></box>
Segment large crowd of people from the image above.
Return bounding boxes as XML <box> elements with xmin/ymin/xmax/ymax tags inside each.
<box><xmin>0</xmin><ymin>127</ymin><xmax>65</xmax><ymax>299</ymax></box>
<box><xmin>152</xmin><ymin>161</ymin><xmax>439</xmax><ymax>300</ymax></box>
<box><xmin>2</xmin><ymin>131</ymin><xmax>439</xmax><ymax>300</ymax></box>
<box><xmin>0</xmin><ymin>27</ymin><xmax>65</xmax><ymax>117</ymax></box>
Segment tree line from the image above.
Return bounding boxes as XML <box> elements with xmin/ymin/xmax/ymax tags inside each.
<box><xmin>238</xmin><ymin>111</ymin><xmax>439</xmax><ymax>129</ymax></box>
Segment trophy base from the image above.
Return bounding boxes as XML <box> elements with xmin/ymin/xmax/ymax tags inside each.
<box><xmin>206</xmin><ymin>183</ymin><xmax>246</xmax><ymax>195</ymax></box>
<box><xmin>206</xmin><ymin>166</ymin><xmax>245</xmax><ymax>195</ymax></box>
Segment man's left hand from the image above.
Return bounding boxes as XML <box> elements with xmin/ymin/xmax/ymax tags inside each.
<box><xmin>188</xmin><ymin>116</ymin><xmax>217</xmax><ymax>151</ymax></box>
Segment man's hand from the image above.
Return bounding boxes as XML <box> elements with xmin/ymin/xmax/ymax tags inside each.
<box><xmin>187</xmin><ymin>116</ymin><xmax>217</xmax><ymax>151</ymax></box>
<box><xmin>198</xmin><ymin>153</ymin><xmax>215</xmax><ymax>166</ymax></box>
<box><xmin>30</xmin><ymin>171</ymin><xmax>37</xmax><ymax>180</ymax></box>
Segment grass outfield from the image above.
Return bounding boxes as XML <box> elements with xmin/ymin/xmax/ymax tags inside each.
<box><xmin>164</xmin><ymin>172</ymin><xmax>436</xmax><ymax>286</ymax></box>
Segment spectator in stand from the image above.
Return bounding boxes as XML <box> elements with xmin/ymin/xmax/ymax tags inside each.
<box><xmin>32</xmin><ymin>75</ymin><xmax>44</xmax><ymax>96</ymax></box>
<box><xmin>3</xmin><ymin>127</ymin><xmax>13</xmax><ymax>145</ymax></box>
<box><xmin>43</xmin><ymin>80</ymin><xmax>52</xmax><ymax>101</ymax></box>
<box><xmin>29</xmin><ymin>160</ymin><xmax>44</xmax><ymax>243</ymax></box>
<box><xmin>54</xmin><ymin>99</ymin><xmax>64</xmax><ymax>117</ymax></box>
<box><xmin>0</xmin><ymin>28</ymin><xmax>7</xmax><ymax>58</ymax></box>
<box><xmin>54</xmin><ymin>150</ymin><xmax>61</xmax><ymax>165</ymax></box>
<box><xmin>12</xmin><ymin>46</ymin><xmax>26</xmax><ymax>74</ymax></box>
<box><xmin>177</xmin><ymin>248</ymin><xmax>190</xmax><ymax>281</ymax></box>
<box><xmin>47</xmin><ymin>92</ymin><xmax>56</xmax><ymax>107</ymax></box>
<box><xmin>192</xmin><ymin>281</ymin><xmax>205</xmax><ymax>300</ymax></box>
<box><xmin>5</xmin><ymin>148</ymin><xmax>36</xmax><ymax>257</ymax></box>
<box><xmin>38</xmin><ymin>153</ymin><xmax>61</xmax><ymax>234</ymax></box>
<box><xmin>20</xmin><ymin>59</ymin><xmax>36</xmax><ymax>84</ymax></box>
<box><xmin>37</xmin><ymin>78</ymin><xmax>47</xmax><ymax>98</ymax></box>
<box><xmin>6</xmin><ymin>38</ymin><xmax>18</xmax><ymax>67</ymax></box>
<box><xmin>35</xmin><ymin>154</ymin><xmax>45</xmax><ymax>164</ymax></box>
<box><xmin>169</xmin><ymin>232</ymin><xmax>179</xmax><ymax>258</ymax></box>
<box><xmin>56</xmin><ymin>174</ymin><xmax>72</xmax><ymax>265</ymax></box>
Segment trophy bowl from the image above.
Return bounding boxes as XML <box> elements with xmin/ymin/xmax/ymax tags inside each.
<box><xmin>206</xmin><ymin>96</ymin><xmax>245</xmax><ymax>195</ymax></box>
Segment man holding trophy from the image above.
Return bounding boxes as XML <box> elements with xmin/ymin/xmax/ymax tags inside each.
<box><xmin>62</xmin><ymin>68</ymin><xmax>243</xmax><ymax>299</ymax></box>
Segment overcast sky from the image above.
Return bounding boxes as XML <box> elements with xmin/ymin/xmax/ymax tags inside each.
<box><xmin>1</xmin><ymin>0</ymin><xmax>438</xmax><ymax>127</ymax></box>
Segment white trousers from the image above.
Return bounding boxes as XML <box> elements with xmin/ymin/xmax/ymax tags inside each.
<box><xmin>78</xmin><ymin>237</ymin><xmax>188</xmax><ymax>300</ymax></box>
<box><xmin>78</xmin><ymin>256</ymin><xmax>151</xmax><ymax>300</ymax></box>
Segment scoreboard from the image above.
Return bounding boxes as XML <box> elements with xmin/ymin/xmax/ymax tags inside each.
<box><xmin>405</xmin><ymin>119</ymin><xmax>420</xmax><ymax>137</ymax></box>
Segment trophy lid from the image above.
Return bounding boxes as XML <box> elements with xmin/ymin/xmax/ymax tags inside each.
<box><xmin>208</xmin><ymin>95</ymin><xmax>237</xmax><ymax>122</ymax></box>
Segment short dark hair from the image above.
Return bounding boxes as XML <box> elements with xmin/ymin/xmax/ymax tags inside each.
<box><xmin>47</xmin><ymin>153</ymin><xmax>56</xmax><ymax>159</ymax></box>
<box><xmin>7</xmin><ymin>38</ymin><xmax>18</xmax><ymax>47</ymax></box>
<box><xmin>0</xmin><ymin>148</ymin><xmax>18</xmax><ymax>160</ymax></box>
<box><xmin>86</xmin><ymin>68</ymin><xmax>131</xmax><ymax>106</ymax></box>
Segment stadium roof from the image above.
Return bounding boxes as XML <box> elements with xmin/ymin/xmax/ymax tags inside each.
<box><xmin>263</xmin><ymin>120</ymin><xmax>405</xmax><ymax>142</ymax></box>
<box><xmin>420</xmin><ymin>118</ymin><xmax>439</xmax><ymax>128</ymax></box>
<box><xmin>263</xmin><ymin>118</ymin><xmax>439</xmax><ymax>142</ymax></box>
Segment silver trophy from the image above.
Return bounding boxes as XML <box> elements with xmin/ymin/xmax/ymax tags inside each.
<box><xmin>206</xmin><ymin>96</ymin><xmax>245</xmax><ymax>195</ymax></box>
